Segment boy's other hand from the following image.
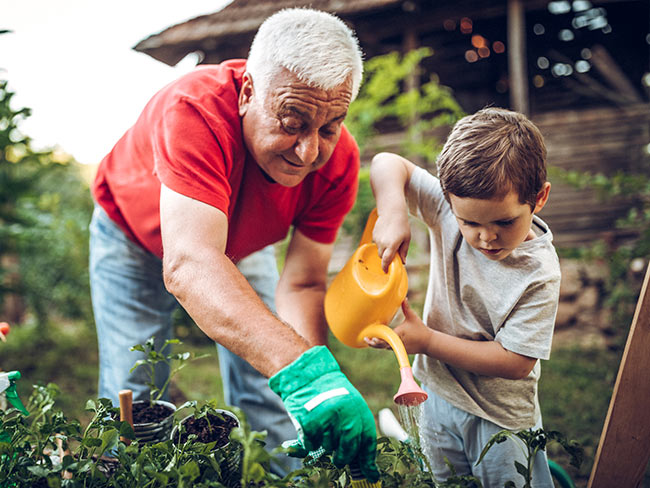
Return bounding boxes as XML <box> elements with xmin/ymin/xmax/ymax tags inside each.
<box><xmin>364</xmin><ymin>336</ymin><xmax>390</xmax><ymax>348</ymax></box>
<box><xmin>393</xmin><ymin>299</ymin><xmax>432</xmax><ymax>355</ymax></box>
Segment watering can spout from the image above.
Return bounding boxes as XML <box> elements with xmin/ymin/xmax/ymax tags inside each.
<box><xmin>325</xmin><ymin>208</ymin><xmax>427</xmax><ymax>407</ymax></box>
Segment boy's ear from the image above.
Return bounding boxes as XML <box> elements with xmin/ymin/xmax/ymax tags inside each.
<box><xmin>533</xmin><ymin>182</ymin><xmax>551</xmax><ymax>214</ymax></box>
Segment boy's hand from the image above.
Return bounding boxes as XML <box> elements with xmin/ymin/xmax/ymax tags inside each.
<box><xmin>365</xmin><ymin>299</ymin><xmax>432</xmax><ymax>355</ymax></box>
<box><xmin>394</xmin><ymin>299</ymin><xmax>433</xmax><ymax>355</ymax></box>
<box><xmin>373</xmin><ymin>212</ymin><xmax>411</xmax><ymax>273</ymax></box>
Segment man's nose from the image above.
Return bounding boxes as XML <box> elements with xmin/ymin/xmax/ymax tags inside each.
<box><xmin>295</xmin><ymin>131</ymin><xmax>319</xmax><ymax>165</ymax></box>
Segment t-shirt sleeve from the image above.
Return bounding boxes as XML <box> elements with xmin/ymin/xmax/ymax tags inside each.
<box><xmin>495</xmin><ymin>275</ymin><xmax>560</xmax><ymax>360</ymax></box>
<box><xmin>152</xmin><ymin>98</ymin><xmax>233</xmax><ymax>215</ymax></box>
<box><xmin>406</xmin><ymin>166</ymin><xmax>446</xmax><ymax>228</ymax></box>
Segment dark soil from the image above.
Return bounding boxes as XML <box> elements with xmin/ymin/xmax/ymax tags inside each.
<box><xmin>132</xmin><ymin>401</ymin><xmax>174</xmax><ymax>424</ymax></box>
<box><xmin>174</xmin><ymin>412</ymin><xmax>238</xmax><ymax>448</ymax></box>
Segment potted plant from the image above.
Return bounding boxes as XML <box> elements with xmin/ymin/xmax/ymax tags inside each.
<box><xmin>171</xmin><ymin>400</ymin><xmax>242</xmax><ymax>486</ymax></box>
<box><xmin>126</xmin><ymin>337</ymin><xmax>208</xmax><ymax>443</ymax></box>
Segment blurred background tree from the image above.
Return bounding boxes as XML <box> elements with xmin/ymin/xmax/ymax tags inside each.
<box><xmin>0</xmin><ymin>79</ymin><xmax>93</xmax><ymax>333</ymax></box>
<box><xmin>342</xmin><ymin>47</ymin><xmax>464</xmax><ymax>242</ymax></box>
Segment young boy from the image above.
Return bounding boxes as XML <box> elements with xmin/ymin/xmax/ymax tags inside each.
<box><xmin>367</xmin><ymin>107</ymin><xmax>559</xmax><ymax>486</ymax></box>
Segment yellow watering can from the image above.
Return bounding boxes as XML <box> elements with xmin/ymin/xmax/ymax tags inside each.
<box><xmin>325</xmin><ymin>209</ymin><xmax>427</xmax><ymax>406</ymax></box>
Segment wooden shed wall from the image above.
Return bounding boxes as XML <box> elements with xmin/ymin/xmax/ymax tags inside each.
<box><xmin>362</xmin><ymin>103</ymin><xmax>650</xmax><ymax>249</ymax></box>
<box><xmin>534</xmin><ymin>104</ymin><xmax>650</xmax><ymax>248</ymax></box>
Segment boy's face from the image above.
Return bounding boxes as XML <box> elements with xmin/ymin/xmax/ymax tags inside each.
<box><xmin>449</xmin><ymin>183</ymin><xmax>550</xmax><ymax>261</ymax></box>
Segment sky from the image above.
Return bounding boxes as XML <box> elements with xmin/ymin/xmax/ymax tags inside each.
<box><xmin>2</xmin><ymin>0</ymin><xmax>232</xmax><ymax>165</ymax></box>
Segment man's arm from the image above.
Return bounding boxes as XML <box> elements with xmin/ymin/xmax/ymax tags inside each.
<box><xmin>159</xmin><ymin>184</ymin><xmax>310</xmax><ymax>377</ymax></box>
<box><xmin>275</xmin><ymin>229</ymin><xmax>334</xmax><ymax>346</ymax></box>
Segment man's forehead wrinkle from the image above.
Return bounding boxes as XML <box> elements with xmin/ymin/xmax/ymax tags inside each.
<box><xmin>269</xmin><ymin>90</ymin><xmax>350</xmax><ymax>124</ymax></box>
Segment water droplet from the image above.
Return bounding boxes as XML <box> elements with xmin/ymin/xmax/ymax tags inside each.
<box><xmin>559</xmin><ymin>29</ymin><xmax>575</xmax><ymax>41</ymax></box>
<box><xmin>548</xmin><ymin>1</ymin><xmax>571</xmax><ymax>15</ymax></box>
<box><xmin>572</xmin><ymin>0</ymin><xmax>592</xmax><ymax>12</ymax></box>
<box><xmin>575</xmin><ymin>60</ymin><xmax>591</xmax><ymax>73</ymax></box>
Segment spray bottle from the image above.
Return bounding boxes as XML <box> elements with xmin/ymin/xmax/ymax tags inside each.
<box><xmin>0</xmin><ymin>371</ymin><xmax>29</xmax><ymax>416</ymax></box>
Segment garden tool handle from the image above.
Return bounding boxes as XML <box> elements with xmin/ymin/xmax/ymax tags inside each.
<box><xmin>360</xmin><ymin>324</ymin><xmax>410</xmax><ymax>369</ymax></box>
<box><xmin>119</xmin><ymin>389</ymin><xmax>133</xmax><ymax>445</ymax></box>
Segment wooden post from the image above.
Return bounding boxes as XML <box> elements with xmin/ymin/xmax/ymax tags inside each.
<box><xmin>119</xmin><ymin>389</ymin><xmax>134</xmax><ymax>446</ymax></box>
<box><xmin>507</xmin><ymin>0</ymin><xmax>529</xmax><ymax>114</ymax></box>
<box><xmin>588</xmin><ymin>264</ymin><xmax>650</xmax><ymax>487</ymax></box>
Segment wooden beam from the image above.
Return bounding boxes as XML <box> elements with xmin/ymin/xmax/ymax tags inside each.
<box><xmin>507</xmin><ymin>0</ymin><xmax>529</xmax><ymax>114</ymax></box>
<box><xmin>588</xmin><ymin>263</ymin><xmax>650</xmax><ymax>487</ymax></box>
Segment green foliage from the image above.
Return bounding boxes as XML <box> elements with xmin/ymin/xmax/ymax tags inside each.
<box><xmin>1</xmin><ymin>373</ymin><xmax>582</xmax><ymax>487</ymax></box>
<box><xmin>551</xmin><ymin>165</ymin><xmax>650</xmax><ymax>346</ymax></box>
<box><xmin>0</xmin><ymin>79</ymin><xmax>94</xmax><ymax>327</ymax></box>
<box><xmin>342</xmin><ymin>48</ymin><xmax>464</xmax><ymax>242</ymax></box>
<box><xmin>477</xmin><ymin>428</ymin><xmax>583</xmax><ymax>488</ymax></box>
<box><xmin>130</xmin><ymin>337</ymin><xmax>210</xmax><ymax>406</ymax></box>
<box><xmin>346</xmin><ymin>47</ymin><xmax>464</xmax><ymax>163</ymax></box>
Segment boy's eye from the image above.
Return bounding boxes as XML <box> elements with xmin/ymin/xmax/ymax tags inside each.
<box><xmin>497</xmin><ymin>219</ymin><xmax>516</xmax><ymax>227</ymax></box>
<box><xmin>462</xmin><ymin>220</ymin><xmax>479</xmax><ymax>227</ymax></box>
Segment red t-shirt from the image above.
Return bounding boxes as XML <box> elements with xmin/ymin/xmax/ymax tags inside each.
<box><xmin>92</xmin><ymin>60</ymin><xmax>359</xmax><ymax>262</ymax></box>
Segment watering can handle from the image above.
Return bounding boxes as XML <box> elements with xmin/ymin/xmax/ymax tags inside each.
<box><xmin>360</xmin><ymin>208</ymin><xmax>379</xmax><ymax>246</ymax></box>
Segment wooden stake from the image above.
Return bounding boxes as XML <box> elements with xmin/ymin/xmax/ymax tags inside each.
<box><xmin>118</xmin><ymin>389</ymin><xmax>133</xmax><ymax>445</ymax></box>
<box><xmin>588</xmin><ymin>264</ymin><xmax>650</xmax><ymax>487</ymax></box>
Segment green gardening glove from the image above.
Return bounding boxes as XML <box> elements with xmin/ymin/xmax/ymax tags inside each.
<box><xmin>269</xmin><ymin>345</ymin><xmax>380</xmax><ymax>482</ymax></box>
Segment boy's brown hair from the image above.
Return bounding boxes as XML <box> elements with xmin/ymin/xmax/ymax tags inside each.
<box><xmin>437</xmin><ymin>107</ymin><xmax>547</xmax><ymax>209</ymax></box>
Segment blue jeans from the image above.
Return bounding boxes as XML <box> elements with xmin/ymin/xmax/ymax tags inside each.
<box><xmin>419</xmin><ymin>386</ymin><xmax>553</xmax><ymax>487</ymax></box>
<box><xmin>89</xmin><ymin>205</ymin><xmax>300</xmax><ymax>474</ymax></box>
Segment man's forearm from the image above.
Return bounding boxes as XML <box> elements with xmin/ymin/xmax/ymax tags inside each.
<box><xmin>163</xmin><ymin>248</ymin><xmax>310</xmax><ymax>377</ymax></box>
<box><xmin>276</xmin><ymin>282</ymin><xmax>329</xmax><ymax>346</ymax></box>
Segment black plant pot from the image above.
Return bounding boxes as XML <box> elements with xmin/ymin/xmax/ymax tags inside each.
<box><xmin>131</xmin><ymin>400</ymin><xmax>176</xmax><ymax>443</ymax></box>
<box><xmin>171</xmin><ymin>408</ymin><xmax>241</xmax><ymax>486</ymax></box>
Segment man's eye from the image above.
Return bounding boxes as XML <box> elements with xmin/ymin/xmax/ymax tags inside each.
<box><xmin>281</xmin><ymin>119</ymin><xmax>302</xmax><ymax>133</ymax></box>
<box><xmin>320</xmin><ymin>127</ymin><xmax>336</xmax><ymax>137</ymax></box>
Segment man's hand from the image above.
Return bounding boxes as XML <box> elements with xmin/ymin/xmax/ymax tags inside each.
<box><xmin>269</xmin><ymin>346</ymin><xmax>380</xmax><ymax>482</ymax></box>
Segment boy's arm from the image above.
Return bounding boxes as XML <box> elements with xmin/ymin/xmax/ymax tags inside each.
<box><xmin>370</xmin><ymin>152</ymin><xmax>417</xmax><ymax>272</ymax></box>
<box><xmin>390</xmin><ymin>300</ymin><xmax>537</xmax><ymax>380</ymax></box>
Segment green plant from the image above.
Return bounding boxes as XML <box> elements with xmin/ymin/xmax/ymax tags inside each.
<box><xmin>346</xmin><ymin>47</ymin><xmax>464</xmax><ymax>162</ymax></box>
<box><xmin>1</xmin><ymin>355</ymin><xmax>584</xmax><ymax>488</ymax></box>
<box><xmin>551</xmin><ymin>165</ymin><xmax>650</xmax><ymax>347</ymax></box>
<box><xmin>341</xmin><ymin>48</ymin><xmax>464</xmax><ymax>243</ymax></box>
<box><xmin>0</xmin><ymin>79</ymin><xmax>94</xmax><ymax>329</ymax></box>
<box><xmin>477</xmin><ymin>428</ymin><xmax>584</xmax><ymax>488</ymax></box>
<box><xmin>130</xmin><ymin>337</ymin><xmax>209</xmax><ymax>406</ymax></box>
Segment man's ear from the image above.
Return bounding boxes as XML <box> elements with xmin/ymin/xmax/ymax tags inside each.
<box><xmin>533</xmin><ymin>182</ymin><xmax>551</xmax><ymax>214</ymax></box>
<box><xmin>238</xmin><ymin>72</ymin><xmax>254</xmax><ymax>116</ymax></box>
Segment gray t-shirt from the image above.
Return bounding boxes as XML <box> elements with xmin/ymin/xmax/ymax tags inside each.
<box><xmin>408</xmin><ymin>167</ymin><xmax>560</xmax><ymax>430</ymax></box>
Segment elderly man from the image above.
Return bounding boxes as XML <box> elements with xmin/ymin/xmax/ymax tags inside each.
<box><xmin>89</xmin><ymin>7</ymin><xmax>378</xmax><ymax>480</ymax></box>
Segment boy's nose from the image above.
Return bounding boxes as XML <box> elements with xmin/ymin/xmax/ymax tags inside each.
<box><xmin>479</xmin><ymin>228</ymin><xmax>497</xmax><ymax>244</ymax></box>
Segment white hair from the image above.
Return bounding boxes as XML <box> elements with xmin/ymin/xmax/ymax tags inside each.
<box><xmin>246</xmin><ymin>8</ymin><xmax>364</xmax><ymax>101</ymax></box>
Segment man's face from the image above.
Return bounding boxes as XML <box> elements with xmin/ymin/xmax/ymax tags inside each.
<box><xmin>449</xmin><ymin>185</ymin><xmax>549</xmax><ymax>261</ymax></box>
<box><xmin>238</xmin><ymin>69</ymin><xmax>353</xmax><ymax>187</ymax></box>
